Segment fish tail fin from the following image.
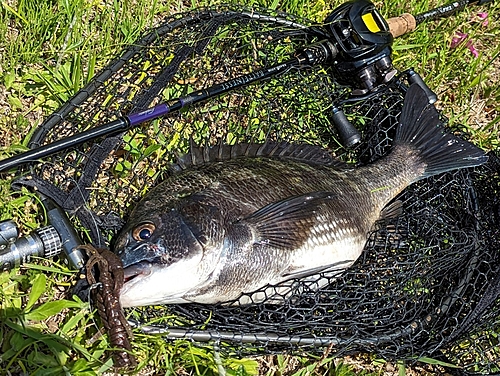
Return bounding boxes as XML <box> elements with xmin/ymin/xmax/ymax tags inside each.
<box><xmin>395</xmin><ymin>84</ymin><xmax>487</xmax><ymax>179</ymax></box>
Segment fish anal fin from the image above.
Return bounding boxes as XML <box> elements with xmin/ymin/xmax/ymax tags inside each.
<box><xmin>282</xmin><ymin>260</ymin><xmax>354</xmax><ymax>280</ymax></box>
<box><xmin>379</xmin><ymin>199</ymin><xmax>403</xmax><ymax>221</ymax></box>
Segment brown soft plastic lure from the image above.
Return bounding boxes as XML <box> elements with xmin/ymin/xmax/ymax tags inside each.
<box><xmin>81</xmin><ymin>244</ymin><xmax>136</xmax><ymax>369</ymax></box>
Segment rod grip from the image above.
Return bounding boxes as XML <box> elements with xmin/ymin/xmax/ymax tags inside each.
<box><xmin>386</xmin><ymin>13</ymin><xmax>417</xmax><ymax>38</ymax></box>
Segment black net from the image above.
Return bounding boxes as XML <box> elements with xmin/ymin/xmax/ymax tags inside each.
<box><xmin>11</xmin><ymin>4</ymin><xmax>500</xmax><ymax>374</ymax></box>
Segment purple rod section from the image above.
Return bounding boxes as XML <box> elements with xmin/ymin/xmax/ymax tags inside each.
<box><xmin>127</xmin><ymin>103</ymin><xmax>170</xmax><ymax>126</ymax></box>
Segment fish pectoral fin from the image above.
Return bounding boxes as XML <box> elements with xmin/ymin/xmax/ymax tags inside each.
<box><xmin>240</xmin><ymin>191</ymin><xmax>335</xmax><ymax>249</ymax></box>
<box><xmin>282</xmin><ymin>259</ymin><xmax>354</xmax><ymax>280</ymax></box>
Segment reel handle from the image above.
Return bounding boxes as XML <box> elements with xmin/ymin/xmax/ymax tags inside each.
<box><xmin>0</xmin><ymin>197</ymin><xmax>85</xmax><ymax>271</ymax></box>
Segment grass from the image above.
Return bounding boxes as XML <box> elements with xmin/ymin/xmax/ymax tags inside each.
<box><xmin>0</xmin><ymin>0</ymin><xmax>499</xmax><ymax>374</ymax></box>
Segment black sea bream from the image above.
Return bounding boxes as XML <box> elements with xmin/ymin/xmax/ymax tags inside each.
<box><xmin>114</xmin><ymin>84</ymin><xmax>487</xmax><ymax>307</ymax></box>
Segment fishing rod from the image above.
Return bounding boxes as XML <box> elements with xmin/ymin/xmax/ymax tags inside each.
<box><xmin>0</xmin><ymin>0</ymin><xmax>493</xmax><ymax>174</ymax></box>
<box><xmin>0</xmin><ymin>0</ymin><xmax>493</xmax><ymax>271</ymax></box>
<box><xmin>414</xmin><ymin>0</ymin><xmax>493</xmax><ymax>24</ymax></box>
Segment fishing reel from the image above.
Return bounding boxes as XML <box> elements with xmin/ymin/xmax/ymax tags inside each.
<box><xmin>0</xmin><ymin>197</ymin><xmax>85</xmax><ymax>271</ymax></box>
<box><xmin>317</xmin><ymin>0</ymin><xmax>396</xmax><ymax>147</ymax></box>
<box><xmin>325</xmin><ymin>0</ymin><xmax>396</xmax><ymax>95</ymax></box>
<box><xmin>320</xmin><ymin>0</ymin><xmax>436</xmax><ymax>146</ymax></box>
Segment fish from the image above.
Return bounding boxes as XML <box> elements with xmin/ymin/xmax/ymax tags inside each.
<box><xmin>113</xmin><ymin>84</ymin><xmax>487</xmax><ymax>307</ymax></box>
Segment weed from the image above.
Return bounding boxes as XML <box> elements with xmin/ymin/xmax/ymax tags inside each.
<box><xmin>0</xmin><ymin>0</ymin><xmax>498</xmax><ymax>374</ymax></box>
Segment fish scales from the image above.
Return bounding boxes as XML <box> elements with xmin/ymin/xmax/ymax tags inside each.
<box><xmin>134</xmin><ymin>159</ymin><xmax>376</xmax><ymax>258</ymax></box>
<box><xmin>114</xmin><ymin>85</ymin><xmax>487</xmax><ymax>307</ymax></box>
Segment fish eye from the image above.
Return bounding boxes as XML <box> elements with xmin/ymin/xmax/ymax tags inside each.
<box><xmin>132</xmin><ymin>223</ymin><xmax>156</xmax><ymax>241</ymax></box>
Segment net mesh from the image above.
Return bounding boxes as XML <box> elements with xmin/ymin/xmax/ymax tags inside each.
<box><xmin>13</xmin><ymin>4</ymin><xmax>500</xmax><ymax>374</ymax></box>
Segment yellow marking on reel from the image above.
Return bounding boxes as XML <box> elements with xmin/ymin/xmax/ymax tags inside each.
<box><xmin>362</xmin><ymin>12</ymin><xmax>381</xmax><ymax>33</ymax></box>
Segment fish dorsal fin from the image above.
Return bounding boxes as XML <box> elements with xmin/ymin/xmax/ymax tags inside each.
<box><xmin>239</xmin><ymin>191</ymin><xmax>335</xmax><ymax>250</ymax></box>
<box><xmin>172</xmin><ymin>141</ymin><xmax>346</xmax><ymax>171</ymax></box>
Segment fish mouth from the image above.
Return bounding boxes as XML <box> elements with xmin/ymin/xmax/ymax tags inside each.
<box><xmin>119</xmin><ymin>240</ymin><xmax>166</xmax><ymax>269</ymax></box>
<box><xmin>123</xmin><ymin>261</ymin><xmax>153</xmax><ymax>285</ymax></box>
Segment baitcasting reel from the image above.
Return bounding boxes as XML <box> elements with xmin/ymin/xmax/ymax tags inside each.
<box><xmin>326</xmin><ymin>0</ymin><xmax>396</xmax><ymax>94</ymax></box>
<box><xmin>322</xmin><ymin>0</ymin><xmax>436</xmax><ymax>146</ymax></box>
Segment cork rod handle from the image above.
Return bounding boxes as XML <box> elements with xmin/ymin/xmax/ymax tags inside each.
<box><xmin>386</xmin><ymin>13</ymin><xmax>417</xmax><ymax>38</ymax></box>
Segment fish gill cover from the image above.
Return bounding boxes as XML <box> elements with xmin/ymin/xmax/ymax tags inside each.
<box><xmin>11</xmin><ymin>4</ymin><xmax>500</xmax><ymax>374</ymax></box>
